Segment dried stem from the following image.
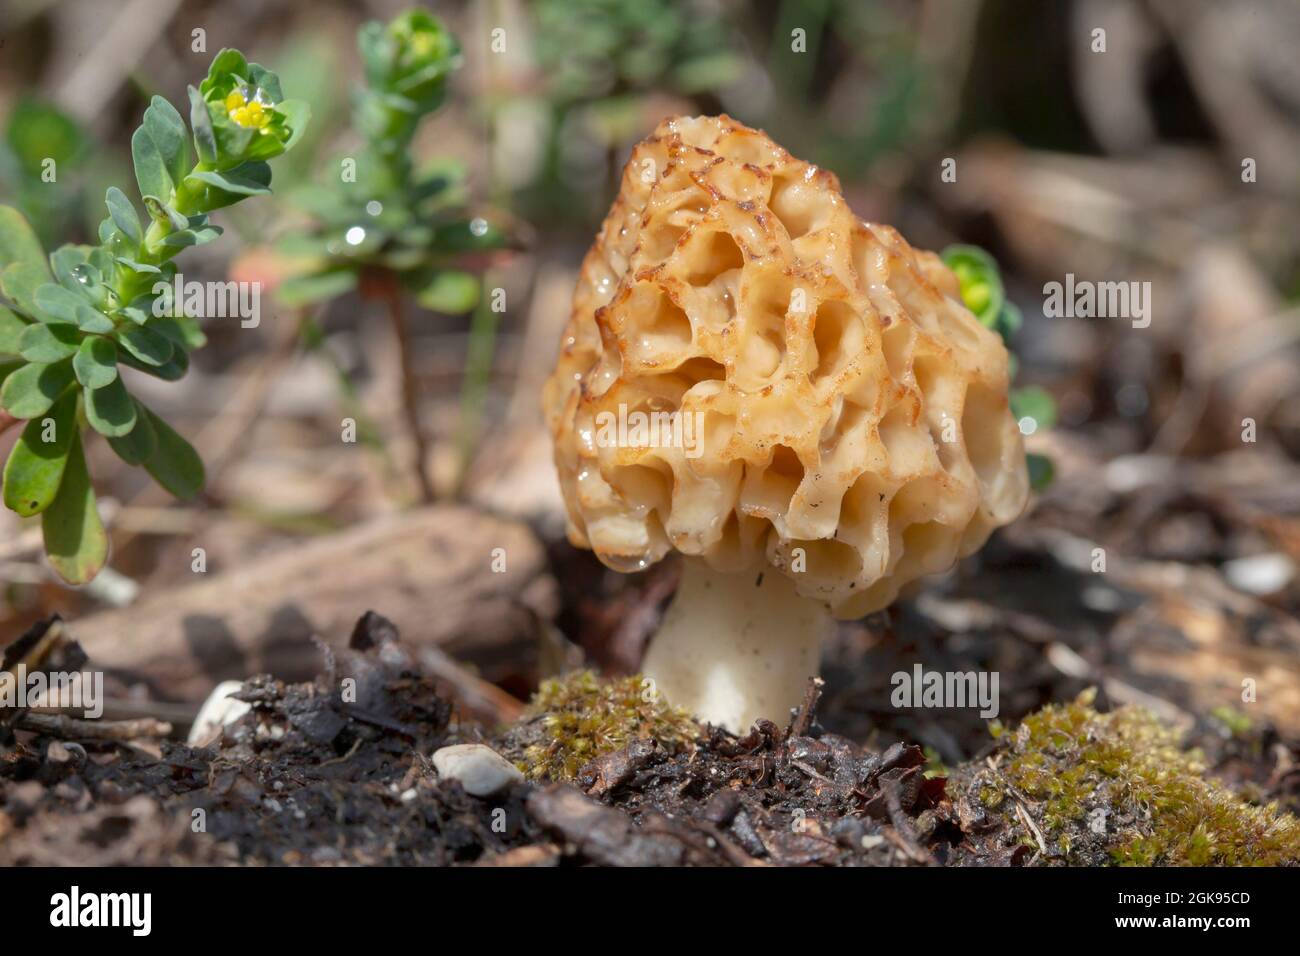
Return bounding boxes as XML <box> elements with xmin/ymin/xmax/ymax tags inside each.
<box><xmin>18</xmin><ymin>712</ymin><xmax>173</xmax><ymax>741</ymax></box>
<box><xmin>0</xmin><ymin>411</ymin><xmax>20</xmax><ymax>439</ymax></box>
<box><xmin>382</xmin><ymin>285</ymin><xmax>435</xmax><ymax>503</ymax></box>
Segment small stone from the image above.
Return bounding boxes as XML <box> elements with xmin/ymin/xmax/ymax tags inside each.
<box><xmin>1223</xmin><ymin>553</ymin><xmax>1293</xmax><ymax>596</ymax></box>
<box><xmin>432</xmin><ymin>743</ymin><xmax>524</xmax><ymax>797</ymax></box>
<box><xmin>188</xmin><ymin>680</ymin><xmax>251</xmax><ymax>746</ymax></box>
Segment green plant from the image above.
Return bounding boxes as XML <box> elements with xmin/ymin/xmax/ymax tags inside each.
<box><xmin>521</xmin><ymin>0</ymin><xmax>744</xmax><ymax>224</ymax></box>
<box><xmin>988</xmin><ymin>689</ymin><xmax>1300</xmax><ymax>865</ymax></box>
<box><xmin>0</xmin><ymin>49</ymin><xmax>308</xmax><ymax>584</ymax></box>
<box><xmin>275</xmin><ymin>10</ymin><xmax>504</xmax><ymax>501</ymax></box>
<box><xmin>942</xmin><ymin>244</ymin><xmax>1055</xmax><ymax>490</ymax></box>
<box><xmin>516</xmin><ymin>671</ymin><xmax>700</xmax><ymax>782</ymax></box>
<box><xmin>0</xmin><ymin>99</ymin><xmax>89</xmax><ymax>250</ymax></box>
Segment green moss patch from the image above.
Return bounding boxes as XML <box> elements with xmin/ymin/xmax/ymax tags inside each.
<box><xmin>510</xmin><ymin>671</ymin><xmax>700</xmax><ymax>782</ymax></box>
<box><xmin>985</xmin><ymin>689</ymin><xmax>1300</xmax><ymax>865</ymax></box>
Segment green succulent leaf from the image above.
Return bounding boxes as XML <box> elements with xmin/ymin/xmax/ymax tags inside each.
<box><xmin>2</xmin><ymin>389</ymin><xmax>77</xmax><ymax>516</ymax></box>
<box><xmin>275</xmin><ymin>100</ymin><xmax>311</xmax><ymax>152</ymax></box>
<box><xmin>41</xmin><ymin>428</ymin><xmax>108</xmax><ymax>585</ymax></box>
<box><xmin>1</xmin><ymin>261</ymin><xmax>50</xmax><ymax>317</ymax></box>
<box><xmin>107</xmin><ymin>400</ymin><xmax>158</xmax><ymax>466</ymax></box>
<box><xmin>0</xmin><ymin>205</ymin><xmax>48</xmax><ymax>273</ymax></box>
<box><xmin>105</xmin><ymin>186</ymin><xmax>143</xmax><ymax>245</ymax></box>
<box><xmin>140</xmin><ymin>405</ymin><xmax>204</xmax><ymax>499</ymax></box>
<box><xmin>131</xmin><ymin>122</ymin><xmax>174</xmax><ymax>204</ymax></box>
<box><xmin>17</xmin><ymin>321</ymin><xmax>81</xmax><ymax>363</ymax></box>
<box><xmin>188</xmin><ymin>86</ymin><xmax>219</xmax><ymax>166</ymax></box>
<box><xmin>116</xmin><ymin>324</ymin><xmax>174</xmax><ymax>367</ymax></box>
<box><xmin>0</xmin><ymin>358</ymin><xmax>75</xmax><ymax>419</ymax></box>
<box><xmin>73</xmin><ymin>336</ymin><xmax>118</xmax><ymax>389</ymax></box>
<box><xmin>160</xmin><ymin>225</ymin><xmax>223</xmax><ymax>249</ymax></box>
<box><xmin>0</xmin><ymin>305</ymin><xmax>30</xmax><ymax>355</ymax></box>
<box><xmin>276</xmin><ymin>269</ymin><xmax>358</xmax><ymax>306</ymax></box>
<box><xmin>414</xmin><ymin>270</ymin><xmax>479</xmax><ymax>313</ymax></box>
<box><xmin>246</xmin><ymin>62</ymin><xmax>284</xmax><ymax>103</ymax></box>
<box><xmin>49</xmin><ymin>245</ymin><xmax>92</xmax><ymax>292</ymax></box>
<box><xmin>142</xmin><ymin>196</ymin><xmax>190</xmax><ymax>232</ymax></box>
<box><xmin>200</xmin><ymin>49</ymin><xmax>251</xmax><ymax>98</ymax></box>
<box><xmin>118</xmin><ymin>347</ymin><xmax>188</xmax><ymax>381</ymax></box>
<box><xmin>151</xmin><ymin>315</ymin><xmax>206</xmax><ymax>351</ymax></box>
<box><xmin>34</xmin><ymin>284</ymin><xmax>113</xmax><ymax>332</ymax></box>
<box><xmin>189</xmin><ymin>164</ymin><xmax>273</xmax><ymax>197</ymax></box>
<box><xmin>115</xmin><ymin>257</ymin><xmax>162</xmax><ymax>275</ymax></box>
<box><xmin>142</xmin><ymin>95</ymin><xmax>191</xmax><ymax>188</ymax></box>
<box><xmin>83</xmin><ymin>376</ymin><xmax>137</xmax><ymax>437</ymax></box>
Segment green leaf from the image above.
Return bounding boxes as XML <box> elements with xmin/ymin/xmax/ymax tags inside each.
<box><xmin>118</xmin><ymin>348</ymin><xmax>188</xmax><ymax>381</ymax></box>
<box><xmin>17</xmin><ymin>321</ymin><xmax>81</xmax><ymax>362</ymax></box>
<box><xmin>49</xmin><ymin>245</ymin><xmax>92</xmax><ymax>292</ymax></box>
<box><xmin>0</xmin><ymin>358</ymin><xmax>74</xmax><ymax>418</ymax></box>
<box><xmin>115</xmin><ymin>324</ymin><xmax>174</xmax><ymax>366</ymax></box>
<box><xmin>1010</xmin><ymin>386</ymin><xmax>1058</xmax><ymax>431</ymax></box>
<box><xmin>414</xmin><ymin>270</ymin><xmax>479</xmax><ymax>313</ymax></box>
<box><xmin>131</xmin><ymin>123</ymin><xmax>174</xmax><ymax>202</ymax></box>
<box><xmin>115</xmin><ymin>257</ymin><xmax>162</xmax><ymax>275</ymax></box>
<box><xmin>188</xmin><ymin>86</ymin><xmax>218</xmax><ymax>166</ymax></box>
<box><xmin>142</xmin><ymin>95</ymin><xmax>190</xmax><ymax>187</ymax></box>
<box><xmin>1</xmin><ymin>261</ymin><xmax>50</xmax><ymax>317</ymax></box>
<box><xmin>73</xmin><ymin>336</ymin><xmax>118</xmax><ymax>389</ymax></box>
<box><xmin>5</xmin><ymin>99</ymin><xmax>84</xmax><ymax>174</ymax></box>
<box><xmin>276</xmin><ymin>269</ymin><xmax>357</xmax><ymax>307</ymax></box>
<box><xmin>202</xmin><ymin>49</ymin><xmax>250</xmax><ymax>95</ymax></box>
<box><xmin>0</xmin><ymin>360</ymin><xmax>22</xmax><ymax>387</ymax></box>
<box><xmin>188</xmin><ymin>166</ymin><xmax>273</xmax><ymax>197</ymax></box>
<box><xmin>1027</xmin><ymin>452</ymin><xmax>1055</xmax><ymax>492</ymax></box>
<box><xmin>275</xmin><ymin>99</ymin><xmax>311</xmax><ymax>152</ymax></box>
<box><xmin>941</xmin><ymin>244</ymin><xmax>1004</xmax><ymax>328</ymax></box>
<box><xmin>151</xmin><ymin>315</ymin><xmax>206</xmax><ymax>351</ymax></box>
<box><xmin>107</xmin><ymin>400</ymin><xmax>157</xmax><ymax>466</ymax></box>
<box><xmin>34</xmin><ymin>284</ymin><xmax>113</xmax><ymax>332</ymax></box>
<box><xmin>142</xmin><ymin>196</ymin><xmax>189</xmax><ymax>231</ymax></box>
<box><xmin>41</xmin><ymin>429</ymin><xmax>108</xmax><ymax>585</ymax></box>
<box><xmin>0</xmin><ymin>305</ymin><xmax>30</xmax><ymax>355</ymax></box>
<box><xmin>160</xmin><ymin>225</ymin><xmax>223</xmax><ymax>249</ymax></box>
<box><xmin>105</xmin><ymin>186</ymin><xmax>143</xmax><ymax>245</ymax></box>
<box><xmin>140</xmin><ymin>405</ymin><xmax>204</xmax><ymax>499</ymax></box>
<box><xmin>3</xmin><ymin>389</ymin><xmax>77</xmax><ymax>516</ymax></box>
<box><xmin>0</xmin><ymin>206</ymin><xmax>47</xmax><ymax>272</ymax></box>
<box><xmin>246</xmin><ymin>62</ymin><xmax>284</xmax><ymax>103</ymax></box>
<box><xmin>83</xmin><ymin>376</ymin><xmax>137</xmax><ymax>437</ymax></box>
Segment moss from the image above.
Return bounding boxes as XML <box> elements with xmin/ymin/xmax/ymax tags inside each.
<box><xmin>516</xmin><ymin>671</ymin><xmax>700</xmax><ymax>782</ymax></box>
<box><xmin>992</xmin><ymin>689</ymin><xmax>1300</xmax><ymax>866</ymax></box>
<box><xmin>1209</xmin><ymin>705</ymin><xmax>1253</xmax><ymax>739</ymax></box>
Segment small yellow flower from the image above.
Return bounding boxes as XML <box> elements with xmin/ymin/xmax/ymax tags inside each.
<box><xmin>225</xmin><ymin>88</ymin><xmax>271</xmax><ymax>130</ymax></box>
<box><xmin>410</xmin><ymin>32</ymin><xmax>434</xmax><ymax>57</ymax></box>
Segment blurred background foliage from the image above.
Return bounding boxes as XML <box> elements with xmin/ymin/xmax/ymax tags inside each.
<box><xmin>1</xmin><ymin>0</ymin><xmax>1298</xmax><ymax>622</ymax></box>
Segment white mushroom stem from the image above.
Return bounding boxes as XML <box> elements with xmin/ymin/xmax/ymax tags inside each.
<box><xmin>641</xmin><ymin>558</ymin><xmax>832</xmax><ymax>734</ymax></box>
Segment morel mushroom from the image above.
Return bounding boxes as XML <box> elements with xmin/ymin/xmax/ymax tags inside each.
<box><xmin>543</xmin><ymin>116</ymin><xmax>1028</xmax><ymax>732</ymax></box>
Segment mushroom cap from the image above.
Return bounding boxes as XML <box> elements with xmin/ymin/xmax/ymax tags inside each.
<box><xmin>543</xmin><ymin>115</ymin><xmax>1028</xmax><ymax>618</ymax></box>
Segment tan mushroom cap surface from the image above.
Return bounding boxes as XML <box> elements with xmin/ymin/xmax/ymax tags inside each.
<box><xmin>544</xmin><ymin>115</ymin><xmax>1029</xmax><ymax>619</ymax></box>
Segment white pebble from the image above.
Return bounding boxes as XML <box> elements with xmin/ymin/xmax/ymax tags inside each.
<box><xmin>432</xmin><ymin>743</ymin><xmax>524</xmax><ymax>797</ymax></box>
<box><xmin>187</xmin><ymin>680</ymin><xmax>251</xmax><ymax>746</ymax></box>
<box><xmin>1223</xmin><ymin>553</ymin><xmax>1294</xmax><ymax>595</ymax></box>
